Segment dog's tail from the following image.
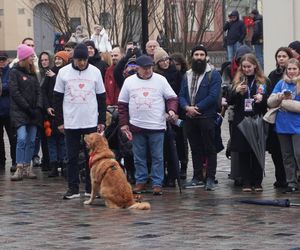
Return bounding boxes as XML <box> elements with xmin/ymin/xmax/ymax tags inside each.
<box><xmin>128</xmin><ymin>202</ymin><xmax>151</xmax><ymax>210</ymax></box>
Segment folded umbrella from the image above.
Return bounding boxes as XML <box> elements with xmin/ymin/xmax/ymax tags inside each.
<box><xmin>240</xmin><ymin>199</ymin><xmax>300</xmax><ymax>207</ymax></box>
<box><xmin>237</xmin><ymin>116</ymin><xmax>268</xmax><ymax>169</ymax></box>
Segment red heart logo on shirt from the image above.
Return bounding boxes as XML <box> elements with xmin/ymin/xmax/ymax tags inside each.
<box><xmin>143</xmin><ymin>92</ymin><xmax>149</xmax><ymax>97</ymax></box>
<box><xmin>79</xmin><ymin>83</ymin><xmax>85</xmax><ymax>89</ymax></box>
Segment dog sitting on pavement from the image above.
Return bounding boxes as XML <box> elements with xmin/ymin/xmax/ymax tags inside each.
<box><xmin>83</xmin><ymin>132</ymin><xmax>150</xmax><ymax>210</ymax></box>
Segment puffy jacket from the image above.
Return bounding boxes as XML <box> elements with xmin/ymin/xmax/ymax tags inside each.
<box><xmin>9</xmin><ymin>64</ymin><xmax>43</xmax><ymax>128</ymax></box>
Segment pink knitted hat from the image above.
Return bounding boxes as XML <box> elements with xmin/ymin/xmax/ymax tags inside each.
<box><xmin>17</xmin><ymin>44</ymin><xmax>34</xmax><ymax>61</ymax></box>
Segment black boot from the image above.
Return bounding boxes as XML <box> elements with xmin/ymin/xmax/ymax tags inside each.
<box><xmin>48</xmin><ymin>162</ymin><xmax>59</xmax><ymax>177</ymax></box>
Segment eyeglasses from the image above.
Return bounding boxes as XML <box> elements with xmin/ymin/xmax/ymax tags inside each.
<box><xmin>158</xmin><ymin>58</ymin><xmax>170</xmax><ymax>63</ymax></box>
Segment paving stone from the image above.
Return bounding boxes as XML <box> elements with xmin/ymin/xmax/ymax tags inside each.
<box><xmin>1</xmin><ymin>121</ymin><xmax>300</xmax><ymax>249</ymax></box>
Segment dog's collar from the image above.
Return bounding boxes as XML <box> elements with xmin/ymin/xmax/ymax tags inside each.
<box><xmin>89</xmin><ymin>152</ymin><xmax>96</xmax><ymax>169</ymax></box>
<box><xmin>89</xmin><ymin>152</ymin><xmax>116</xmax><ymax>169</ymax></box>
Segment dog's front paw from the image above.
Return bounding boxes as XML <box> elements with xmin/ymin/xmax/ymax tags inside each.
<box><xmin>84</xmin><ymin>199</ymin><xmax>92</xmax><ymax>205</ymax></box>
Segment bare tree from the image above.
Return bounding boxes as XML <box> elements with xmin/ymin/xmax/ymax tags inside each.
<box><xmin>152</xmin><ymin>0</ymin><xmax>223</xmax><ymax>56</ymax></box>
<box><xmin>26</xmin><ymin>0</ymin><xmax>222</xmax><ymax>55</ymax></box>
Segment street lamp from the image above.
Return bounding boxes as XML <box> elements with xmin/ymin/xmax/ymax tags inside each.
<box><xmin>141</xmin><ymin>0</ymin><xmax>148</xmax><ymax>53</ymax></box>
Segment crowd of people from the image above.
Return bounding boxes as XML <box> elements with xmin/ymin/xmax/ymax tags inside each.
<box><xmin>1</xmin><ymin>16</ymin><xmax>300</xmax><ymax>200</ymax></box>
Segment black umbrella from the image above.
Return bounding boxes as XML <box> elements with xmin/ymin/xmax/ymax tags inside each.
<box><xmin>240</xmin><ymin>199</ymin><xmax>300</xmax><ymax>207</ymax></box>
<box><xmin>237</xmin><ymin>116</ymin><xmax>267</xmax><ymax>169</ymax></box>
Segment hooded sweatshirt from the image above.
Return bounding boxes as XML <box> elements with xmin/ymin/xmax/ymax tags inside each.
<box><xmin>223</xmin><ymin>10</ymin><xmax>246</xmax><ymax>45</ymax></box>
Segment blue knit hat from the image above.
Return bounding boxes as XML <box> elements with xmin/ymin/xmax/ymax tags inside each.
<box><xmin>73</xmin><ymin>43</ymin><xmax>88</xmax><ymax>59</ymax></box>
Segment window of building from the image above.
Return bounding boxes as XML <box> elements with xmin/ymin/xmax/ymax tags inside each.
<box><xmin>70</xmin><ymin>17</ymin><xmax>81</xmax><ymax>32</ymax></box>
<box><xmin>0</xmin><ymin>9</ymin><xmax>4</xmax><ymax>16</ymax></box>
<box><xmin>27</xmin><ymin>19</ymin><xmax>31</xmax><ymax>27</ymax></box>
<box><xmin>204</xmin><ymin>2</ymin><xmax>215</xmax><ymax>32</ymax></box>
<box><xmin>18</xmin><ymin>8</ymin><xmax>25</xmax><ymax>15</ymax></box>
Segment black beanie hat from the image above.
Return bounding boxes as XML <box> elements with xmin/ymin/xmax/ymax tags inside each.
<box><xmin>191</xmin><ymin>44</ymin><xmax>207</xmax><ymax>57</ymax></box>
<box><xmin>288</xmin><ymin>41</ymin><xmax>300</xmax><ymax>55</ymax></box>
<box><xmin>84</xmin><ymin>40</ymin><xmax>96</xmax><ymax>50</ymax></box>
<box><xmin>73</xmin><ymin>43</ymin><xmax>89</xmax><ymax>59</ymax></box>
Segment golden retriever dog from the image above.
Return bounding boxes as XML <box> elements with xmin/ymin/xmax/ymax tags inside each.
<box><xmin>84</xmin><ymin>132</ymin><xmax>150</xmax><ymax>210</ymax></box>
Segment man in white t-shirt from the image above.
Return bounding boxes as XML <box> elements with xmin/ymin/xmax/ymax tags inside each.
<box><xmin>118</xmin><ymin>55</ymin><xmax>178</xmax><ymax>195</ymax></box>
<box><xmin>53</xmin><ymin>43</ymin><xmax>106</xmax><ymax>199</ymax></box>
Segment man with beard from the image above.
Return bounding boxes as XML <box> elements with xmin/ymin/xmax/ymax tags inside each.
<box><xmin>179</xmin><ymin>45</ymin><xmax>222</xmax><ymax>191</ymax></box>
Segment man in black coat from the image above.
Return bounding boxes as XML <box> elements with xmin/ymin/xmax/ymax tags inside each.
<box><xmin>223</xmin><ymin>10</ymin><xmax>246</xmax><ymax>62</ymax></box>
<box><xmin>251</xmin><ymin>9</ymin><xmax>264</xmax><ymax>69</ymax></box>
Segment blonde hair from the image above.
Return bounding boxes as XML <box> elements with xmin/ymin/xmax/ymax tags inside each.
<box><xmin>283</xmin><ymin>58</ymin><xmax>300</xmax><ymax>94</ymax></box>
<box><xmin>101</xmin><ymin>52</ymin><xmax>112</xmax><ymax>66</ymax></box>
<box><xmin>232</xmin><ymin>53</ymin><xmax>266</xmax><ymax>87</ymax></box>
<box><xmin>18</xmin><ymin>58</ymin><xmax>36</xmax><ymax>75</ymax></box>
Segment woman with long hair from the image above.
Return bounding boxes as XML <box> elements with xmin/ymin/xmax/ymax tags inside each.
<box><xmin>228</xmin><ymin>53</ymin><xmax>269</xmax><ymax>192</ymax></box>
<box><xmin>266</xmin><ymin>47</ymin><xmax>293</xmax><ymax>188</ymax></box>
<box><xmin>42</xmin><ymin>51</ymin><xmax>69</xmax><ymax>177</ymax></box>
<box><xmin>9</xmin><ymin>44</ymin><xmax>43</xmax><ymax>181</ymax></box>
<box><xmin>268</xmin><ymin>58</ymin><xmax>300</xmax><ymax>193</ymax></box>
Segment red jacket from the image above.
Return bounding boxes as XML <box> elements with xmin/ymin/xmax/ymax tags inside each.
<box><xmin>104</xmin><ymin>65</ymin><xmax>120</xmax><ymax>105</ymax></box>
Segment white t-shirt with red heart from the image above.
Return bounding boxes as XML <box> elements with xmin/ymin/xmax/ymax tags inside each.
<box><xmin>54</xmin><ymin>63</ymin><xmax>105</xmax><ymax>129</ymax></box>
<box><xmin>118</xmin><ymin>73</ymin><xmax>177</xmax><ymax>130</ymax></box>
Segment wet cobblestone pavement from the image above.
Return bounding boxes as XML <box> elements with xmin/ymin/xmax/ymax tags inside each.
<box><xmin>1</xmin><ymin>123</ymin><xmax>300</xmax><ymax>249</ymax></box>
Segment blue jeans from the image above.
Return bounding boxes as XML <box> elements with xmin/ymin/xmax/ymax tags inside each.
<box><xmin>16</xmin><ymin>125</ymin><xmax>37</xmax><ymax>165</ymax></box>
<box><xmin>64</xmin><ymin>127</ymin><xmax>97</xmax><ymax>191</ymax></box>
<box><xmin>47</xmin><ymin>134</ymin><xmax>66</xmax><ymax>163</ymax></box>
<box><xmin>254</xmin><ymin>44</ymin><xmax>264</xmax><ymax>69</ymax></box>
<box><xmin>227</xmin><ymin>42</ymin><xmax>241</xmax><ymax>61</ymax></box>
<box><xmin>132</xmin><ymin>131</ymin><xmax>164</xmax><ymax>187</ymax></box>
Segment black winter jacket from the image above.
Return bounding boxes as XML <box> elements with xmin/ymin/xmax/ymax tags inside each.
<box><xmin>228</xmin><ymin>75</ymin><xmax>268</xmax><ymax>152</ymax></box>
<box><xmin>251</xmin><ymin>14</ymin><xmax>263</xmax><ymax>45</ymax></box>
<box><xmin>9</xmin><ymin>64</ymin><xmax>43</xmax><ymax>128</ymax></box>
<box><xmin>223</xmin><ymin>11</ymin><xmax>246</xmax><ymax>45</ymax></box>
<box><xmin>41</xmin><ymin>66</ymin><xmax>60</xmax><ymax>111</ymax></box>
<box><xmin>88</xmin><ymin>52</ymin><xmax>108</xmax><ymax>80</ymax></box>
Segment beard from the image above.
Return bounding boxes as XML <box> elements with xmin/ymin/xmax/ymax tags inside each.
<box><xmin>192</xmin><ymin>59</ymin><xmax>207</xmax><ymax>75</ymax></box>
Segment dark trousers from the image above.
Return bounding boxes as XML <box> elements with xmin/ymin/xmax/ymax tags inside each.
<box><xmin>33</xmin><ymin>127</ymin><xmax>49</xmax><ymax>165</ymax></box>
<box><xmin>0</xmin><ymin>116</ymin><xmax>16</xmax><ymax>166</ymax></box>
<box><xmin>65</xmin><ymin>127</ymin><xmax>97</xmax><ymax>191</ymax></box>
<box><xmin>239</xmin><ymin>151</ymin><xmax>263</xmax><ymax>186</ymax></box>
<box><xmin>186</xmin><ymin>117</ymin><xmax>217</xmax><ymax>180</ymax></box>
<box><xmin>271</xmin><ymin>151</ymin><xmax>286</xmax><ymax>184</ymax></box>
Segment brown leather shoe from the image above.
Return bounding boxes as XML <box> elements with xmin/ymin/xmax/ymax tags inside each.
<box><xmin>152</xmin><ymin>186</ymin><xmax>162</xmax><ymax>195</ymax></box>
<box><xmin>133</xmin><ymin>183</ymin><xmax>146</xmax><ymax>194</ymax></box>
